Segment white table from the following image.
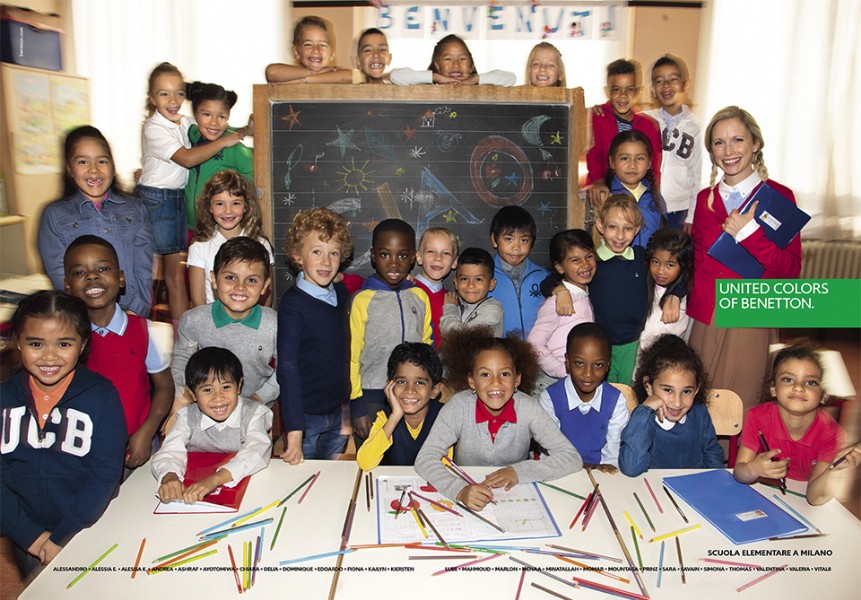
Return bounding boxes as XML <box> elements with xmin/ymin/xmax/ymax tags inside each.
<box><xmin>21</xmin><ymin>462</ymin><xmax>861</xmax><ymax>599</ymax></box>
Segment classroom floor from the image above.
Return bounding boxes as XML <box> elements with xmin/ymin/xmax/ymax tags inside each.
<box><xmin>1</xmin><ymin>331</ymin><xmax>858</xmax><ymax>599</ymax></box>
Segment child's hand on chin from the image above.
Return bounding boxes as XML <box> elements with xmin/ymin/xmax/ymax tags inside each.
<box><xmin>456</xmin><ymin>483</ymin><xmax>495</xmax><ymax>511</ymax></box>
<box><xmin>643</xmin><ymin>396</ymin><xmax>667</xmax><ymax>422</ymax></box>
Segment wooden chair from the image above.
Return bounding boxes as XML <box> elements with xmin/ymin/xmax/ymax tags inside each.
<box><xmin>706</xmin><ymin>389</ymin><xmax>744</xmax><ymax>467</ymax></box>
<box><xmin>611</xmin><ymin>383</ymin><xmax>639</xmax><ymax>414</ymax></box>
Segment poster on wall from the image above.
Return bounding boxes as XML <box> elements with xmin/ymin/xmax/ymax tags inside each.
<box><xmin>376</xmin><ymin>3</ymin><xmax>622</xmax><ymax>41</ymax></box>
<box><xmin>11</xmin><ymin>72</ymin><xmax>60</xmax><ymax>174</ymax></box>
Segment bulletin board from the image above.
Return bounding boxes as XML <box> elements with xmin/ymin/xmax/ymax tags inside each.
<box><xmin>253</xmin><ymin>84</ymin><xmax>586</xmax><ymax>300</ymax></box>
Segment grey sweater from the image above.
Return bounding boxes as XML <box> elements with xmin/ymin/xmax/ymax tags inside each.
<box><xmin>439</xmin><ymin>298</ymin><xmax>504</xmax><ymax>337</ymax></box>
<box><xmin>415</xmin><ymin>390</ymin><xmax>583</xmax><ymax>501</ymax></box>
<box><xmin>172</xmin><ymin>304</ymin><xmax>279</xmax><ymax>404</ymax></box>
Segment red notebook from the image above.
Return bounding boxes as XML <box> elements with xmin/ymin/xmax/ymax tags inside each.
<box><xmin>154</xmin><ymin>452</ymin><xmax>251</xmax><ymax>514</ymax></box>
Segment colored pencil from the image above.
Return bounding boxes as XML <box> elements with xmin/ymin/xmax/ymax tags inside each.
<box><xmin>278</xmin><ymin>473</ymin><xmax>316</xmax><ymax>507</ymax></box>
<box><xmin>526</xmin><ymin>549</ymin><xmax>595</xmax><ymax>560</ymax></box>
<box><xmin>649</xmin><ymin>523</ymin><xmax>701</xmax><ymax>543</ymax></box>
<box><xmin>365</xmin><ymin>473</ymin><xmax>371</xmax><ymax>511</ymax></box>
<box><xmin>657</xmin><ymin>540</ymin><xmax>665</xmax><ymax>588</ymax></box>
<box><xmin>228</xmin><ymin>544</ymin><xmax>242</xmax><ymax>595</ymax></box>
<box><xmin>581</xmin><ymin>490</ymin><xmax>601</xmax><ymax>531</ymax></box>
<box><xmin>131</xmin><ymin>538</ymin><xmax>145</xmax><ymax>579</ymax></box>
<box><xmin>508</xmin><ymin>556</ymin><xmax>581</xmax><ymax>593</ymax></box>
<box><xmin>569</xmin><ymin>492</ymin><xmax>592</xmax><ymax>529</ymax></box>
<box><xmin>197</xmin><ymin>506</ymin><xmax>261</xmax><ymax>536</ymax></box>
<box><xmin>441</xmin><ymin>455</ymin><xmax>478</xmax><ymax>484</ymax></box>
<box><xmin>67</xmin><ymin>543</ymin><xmax>118</xmax><ymax>589</ymax></box>
<box><xmin>455</xmin><ymin>500</ymin><xmax>505</xmax><ymax>533</ymax></box>
<box><xmin>644</xmin><ymin>478</ymin><xmax>663</xmax><ymax>513</ymax></box>
<box><xmin>409</xmin><ymin>554</ymin><xmax>478</xmax><ymax>560</ymax></box>
<box><xmin>407</xmin><ymin>544</ymin><xmax>472</xmax><ymax>552</ymax></box>
<box><xmin>676</xmin><ymin>536</ymin><xmax>686</xmax><ymax>584</ymax></box>
<box><xmin>538</xmin><ymin>481</ymin><xmax>586</xmax><ymax>500</ymax></box>
<box><xmin>771</xmin><ymin>494</ymin><xmax>821</xmax><ymax>533</ymax></box>
<box><xmin>699</xmin><ymin>557</ymin><xmax>763</xmax><ymax>569</ymax></box>
<box><xmin>431</xmin><ymin>551</ymin><xmax>500</xmax><ymax>576</ymax></box>
<box><xmin>417</xmin><ymin>508</ymin><xmax>447</xmax><ymax>546</ymax></box>
<box><xmin>244</xmin><ymin>541</ymin><xmax>250</xmax><ymax>591</ymax></box>
<box><xmin>148</xmin><ymin>538</ymin><xmax>220</xmax><ymax>573</ymax></box>
<box><xmin>759</xmin><ymin>482</ymin><xmax>805</xmax><ymax>498</ymax></box>
<box><xmin>442</xmin><ymin>544</ymin><xmax>506</xmax><ymax>555</ymax></box>
<box><xmin>623</xmin><ymin>510</ymin><xmax>644</xmax><ymax>540</ymax></box>
<box><xmin>758</xmin><ymin>430</ymin><xmax>787</xmax><ymax>494</ymax></box>
<box><xmin>631</xmin><ymin>526</ymin><xmax>643</xmax><ymax>570</ymax></box>
<box><xmin>570</xmin><ymin>575</ymin><xmax>651</xmax><ymax>600</ymax></box>
<box><xmin>280</xmin><ymin>549</ymin><xmax>354</xmax><ymax>566</ymax></box>
<box><xmin>467</xmin><ymin>544</ymin><xmax>538</xmax><ymax>552</ymax></box>
<box><xmin>298</xmin><ymin>470</ymin><xmax>321</xmax><ymax>504</ymax></box>
<box><xmin>329</xmin><ymin>467</ymin><xmax>363</xmax><ymax>600</ymax></box>
<box><xmin>736</xmin><ymin>564</ymin><xmax>788</xmax><ymax>592</ymax></box>
<box><xmin>394</xmin><ymin>490</ymin><xmax>407</xmax><ymax>519</ymax></box>
<box><xmin>409</xmin><ymin>490</ymin><xmax>463</xmax><ymax>517</ymax></box>
<box><xmin>252</xmin><ymin>529</ymin><xmax>263</xmax><ymax>587</ymax></box>
<box><xmin>151</xmin><ymin>549</ymin><xmax>218</xmax><ymax>573</ymax></box>
<box><xmin>545</xmin><ymin>544</ymin><xmax>623</xmax><ymax>563</ymax></box>
<box><xmin>633</xmin><ymin>492</ymin><xmax>655</xmax><ymax>531</ymax></box>
<box><xmin>233</xmin><ymin>499</ymin><xmax>279</xmax><ymax>527</ymax></box>
<box><xmin>352</xmin><ymin>543</ymin><xmax>415</xmax><ymax>550</ymax></box>
<box><xmin>410</xmin><ymin>506</ymin><xmax>428</xmax><ymax>539</ymax></box>
<box><xmin>767</xmin><ymin>533</ymin><xmax>829</xmax><ymax>541</ymax></box>
<box><xmin>271</xmin><ymin>506</ymin><xmax>287</xmax><ymax>551</ymax></box>
<box><xmin>152</xmin><ymin>535</ymin><xmax>226</xmax><ymax>563</ymax></box>
<box><xmin>663</xmin><ymin>485</ymin><xmax>688</xmax><ymax>522</ymax></box>
<box><xmin>368</xmin><ymin>471</ymin><xmax>374</xmax><ymax>499</ymax></box>
<box><xmin>586</xmin><ymin>469</ymin><xmax>649</xmax><ymax>600</ymax></box>
<box><xmin>555</xmin><ymin>555</ymin><xmax>630</xmax><ymax>584</ymax></box>
<box><xmin>531</xmin><ymin>582</ymin><xmax>574</xmax><ymax>600</ymax></box>
<box><xmin>515</xmin><ymin>568</ymin><xmax>526</xmax><ymax>600</ymax></box>
<box><xmin>202</xmin><ymin>518</ymin><xmax>273</xmax><ymax>540</ymax></box>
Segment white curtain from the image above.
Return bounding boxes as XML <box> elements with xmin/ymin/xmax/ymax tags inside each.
<box><xmin>696</xmin><ymin>0</ymin><xmax>861</xmax><ymax>241</ymax></box>
<box><xmin>71</xmin><ymin>0</ymin><xmax>289</xmax><ymax>182</ymax></box>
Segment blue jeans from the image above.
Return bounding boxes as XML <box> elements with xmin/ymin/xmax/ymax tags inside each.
<box><xmin>665</xmin><ymin>209</ymin><xmax>688</xmax><ymax>231</ymax></box>
<box><xmin>303</xmin><ymin>405</ymin><xmax>348</xmax><ymax>459</ymax></box>
<box><xmin>136</xmin><ymin>184</ymin><xmax>187</xmax><ymax>253</ymax></box>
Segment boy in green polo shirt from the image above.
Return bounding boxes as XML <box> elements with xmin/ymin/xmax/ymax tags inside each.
<box><xmin>169</xmin><ymin>237</ymin><xmax>277</xmax><ymax>420</ymax></box>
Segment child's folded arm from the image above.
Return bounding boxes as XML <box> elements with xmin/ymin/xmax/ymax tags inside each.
<box><xmin>528</xmin><ymin>299</ymin><xmax>567</xmax><ymax>378</ymax></box>
<box><xmin>356</xmin><ymin>412</ymin><xmax>392</xmax><ymax>471</ymax></box>
<box><xmin>619</xmin><ymin>405</ymin><xmax>657</xmax><ymax>477</ymax></box>
<box><xmin>219</xmin><ymin>404</ymin><xmax>273</xmax><ymax>486</ymax></box>
<box><xmin>439</xmin><ymin>303</ymin><xmax>462</xmax><ymax>335</ymax></box>
<box><xmin>151</xmin><ymin>406</ymin><xmax>194</xmax><ymax>488</ymax></box>
<box><xmin>414</xmin><ymin>402</ymin><xmax>467</xmax><ymax>501</ymax></box>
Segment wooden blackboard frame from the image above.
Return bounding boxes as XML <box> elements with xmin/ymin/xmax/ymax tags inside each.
<box><xmin>253</xmin><ymin>84</ymin><xmax>586</xmax><ymax>298</ymax></box>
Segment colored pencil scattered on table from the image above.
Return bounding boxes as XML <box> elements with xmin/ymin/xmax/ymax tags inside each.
<box><xmin>455</xmin><ymin>501</ymin><xmax>505</xmax><ymax>533</ymax></box>
<box><xmin>526</xmin><ymin>549</ymin><xmax>595</xmax><ymax>560</ymax></box>
<box><xmin>699</xmin><ymin>557</ymin><xmax>763</xmax><ymax>569</ymax></box>
<box><xmin>408</xmin><ymin>554</ymin><xmax>478</xmax><ymax>560</ymax></box>
<box><xmin>328</xmin><ymin>467</ymin><xmax>363</xmax><ymax>600</ymax></box>
<box><xmin>409</xmin><ymin>490</ymin><xmax>463</xmax><ymax>517</ymax></box>
<box><xmin>417</xmin><ymin>508</ymin><xmax>448</xmax><ymax>546</ymax></box>
<box><xmin>441</xmin><ymin>456</ymin><xmax>496</xmax><ymax>504</ymax></box>
<box><xmin>623</xmin><ymin>511</ymin><xmax>644</xmax><ymax>540</ymax></box>
<box><xmin>531</xmin><ymin>582</ymin><xmax>573</xmax><ymax>600</ymax></box>
<box><xmin>299</xmin><ymin>470</ymin><xmax>321</xmax><ymax>504</ymax></box>
<box><xmin>233</xmin><ymin>499</ymin><xmax>279</xmax><ymax>528</ymax></box>
<box><xmin>663</xmin><ymin>485</ymin><xmax>688</xmax><ymax>522</ymax></box>
<box><xmin>394</xmin><ymin>490</ymin><xmax>407</xmax><ymax>519</ymax></box>
<box><xmin>545</xmin><ymin>544</ymin><xmax>622</xmax><ymax>563</ymax></box>
<box><xmin>151</xmin><ymin>549</ymin><xmax>218</xmax><ymax>573</ymax></box>
<box><xmin>369</xmin><ymin>471</ymin><xmax>374</xmax><ymax>499</ymax></box>
<box><xmin>633</xmin><ymin>492</ymin><xmax>655</xmax><ymax>531</ymax></box>
<box><xmin>253</xmin><ymin>528</ymin><xmax>264</xmax><ymax>587</ymax></box>
<box><xmin>649</xmin><ymin>523</ymin><xmax>700</xmax><ymax>543</ymax></box>
<box><xmin>148</xmin><ymin>538</ymin><xmax>220</xmax><ymax>573</ymax></box>
<box><xmin>278</xmin><ymin>473</ymin><xmax>316</xmax><ymax>507</ymax></box>
<box><xmin>767</xmin><ymin>533</ymin><xmax>828</xmax><ymax>541</ymax></box>
<box><xmin>410</xmin><ymin>506</ymin><xmax>428</xmax><ymax>539</ymax></box>
<box><xmin>352</xmin><ymin>543</ymin><xmax>416</xmax><ymax>550</ymax></box>
<box><xmin>271</xmin><ymin>506</ymin><xmax>287</xmax><ymax>551</ymax></box>
<box><xmin>537</xmin><ymin>481</ymin><xmax>586</xmax><ymax>500</ymax></box>
<box><xmin>408</xmin><ymin>544</ymin><xmax>472</xmax><ymax>553</ymax></box>
<box><xmin>197</xmin><ymin>506</ymin><xmax>261</xmax><ymax>537</ymax></box>
<box><xmin>280</xmin><ymin>549</ymin><xmax>354</xmax><ymax>566</ymax></box>
<box><xmin>244</xmin><ymin>541</ymin><xmax>250</xmax><ymax>591</ymax></box>
<box><xmin>569</xmin><ymin>492</ymin><xmax>592</xmax><ymax>529</ymax></box>
<box><xmin>131</xmin><ymin>538</ymin><xmax>145</xmax><ymax>579</ymax></box>
<box><xmin>736</xmin><ymin>564</ymin><xmax>788</xmax><ymax>592</ymax></box>
<box><xmin>631</xmin><ymin>526</ymin><xmax>643</xmax><ymax>570</ymax></box>
<box><xmin>515</xmin><ymin>568</ymin><xmax>526</xmax><ymax>600</ymax></box>
<box><xmin>570</xmin><ymin>575</ymin><xmax>651</xmax><ymax>600</ymax></box>
<box><xmin>365</xmin><ymin>472</ymin><xmax>371</xmax><ymax>511</ymax></box>
<box><xmin>758</xmin><ymin>430</ymin><xmax>787</xmax><ymax>495</ymax></box>
<box><xmin>431</xmin><ymin>551</ymin><xmax>501</xmax><ymax>576</ymax></box>
<box><xmin>66</xmin><ymin>543</ymin><xmax>118</xmax><ymax>589</ymax></box>
<box><xmin>657</xmin><ymin>540</ymin><xmax>665</xmax><ymax>588</ymax></box>
<box><xmin>644</xmin><ymin>478</ymin><xmax>663</xmax><ymax>513</ymax></box>
<box><xmin>676</xmin><ymin>536</ymin><xmax>686</xmax><ymax>584</ymax></box>
<box><xmin>581</xmin><ymin>490</ymin><xmax>601</xmax><ymax>531</ymax></box>
<box><xmin>555</xmin><ymin>555</ymin><xmax>630</xmax><ymax>584</ymax></box>
<box><xmin>152</xmin><ymin>536</ymin><xmax>226</xmax><ymax>563</ymax></box>
<box><xmin>508</xmin><ymin>556</ymin><xmax>580</xmax><ymax>594</ymax></box>
<box><xmin>228</xmin><ymin>544</ymin><xmax>242</xmax><ymax>594</ymax></box>
<box><xmin>771</xmin><ymin>494</ymin><xmax>821</xmax><ymax>533</ymax></box>
<box><xmin>202</xmin><ymin>518</ymin><xmax>273</xmax><ymax>540</ymax></box>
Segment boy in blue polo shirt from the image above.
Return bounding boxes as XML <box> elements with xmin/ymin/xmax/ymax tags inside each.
<box><xmin>539</xmin><ymin>323</ymin><xmax>629</xmax><ymax>472</ymax></box>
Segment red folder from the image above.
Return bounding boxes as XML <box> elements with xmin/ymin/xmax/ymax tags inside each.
<box><xmin>154</xmin><ymin>452</ymin><xmax>250</xmax><ymax>514</ymax></box>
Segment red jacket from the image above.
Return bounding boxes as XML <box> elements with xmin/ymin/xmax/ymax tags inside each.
<box><xmin>586</xmin><ymin>103</ymin><xmax>663</xmax><ymax>187</ymax></box>
<box><xmin>688</xmin><ymin>179</ymin><xmax>802</xmax><ymax>325</ymax></box>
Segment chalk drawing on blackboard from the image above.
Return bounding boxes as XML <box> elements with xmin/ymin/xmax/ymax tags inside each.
<box><xmin>283</xmin><ymin>144</ymin><xmax>303</xmax><ymax>190</ymax></box>
<box><xmin>521</xmin><ymin>115</ymin><xmax>550</xmax><ymax>146</ymax></box>
<box><xmin>550</xmin><ymin>131</ymin><xmax>563</xmax><ymax>145</ymax></box>
<box><xmin>326</xmin><ymin>197</ymin><xmax>361</xmax><ymax>217</ymax></box>
<box><xmin>364</xmin><ymin>126</ymin><xmax>397</xmax><ymax>160</ymax></box>
<box><xmin>443</xmin><ymin>210</ymin><xmax>457</xmax><ymax>223</ymax></box>
<box><xmin>449</xmin><ymin>112</ymin><xmax>458</xmax><ymax>119</ymax></box>
<box><xmin>375</xmin><ymin>183</ymin><xmax>403</xmax><ymax>220</ymax></box>
<box><xmin>409</xmin><ymin>146</ymin><xmax>426</xmax><ymax>159</ymax></box>
<box><xmin>281</xmin><ymin>105</ymin><xmax>302</xmax><ymax>129</ymax></box>
<box><xmin>336</xmin><ymin>158</ymin><xmax>375</xmax><ymax>194</ymax></box>
<box><xmin>282</xmin><ymin>193</ymin><xmax>296</xmax><ymax>207</ymax></box>
<box><xmin>537</xmin><ymin>201</ymin><xmax>552</xmax><ymax>216</ymax></box>
<box><xmin>307</xmin><ymin>151</ymin><xmax>325</xmax><ymax>174</ymax></box>
<box><xmin>470</xmin><ymin>135</ymin><xmax>533</xmax><ymax>207</ymax></box>
<box><xmin>421</xmin><ymin>111</ymin><xmax>435</xmax><ymax>128</ymax></box>
<box><xmin>394</xmin><ymin>167</ymin><xmax>405</xmax><ymax>176</ymax></box>
<box><xmin>326</xmin><ymin>126</ymin><xmax>360</xmax><ymax>158</ymax></box>
<box><xmin>436</xmin><ymin>131</ymin><xmax>463</xmax><ymax>153</ymax></box>
<box><xmin>416</xmin><ymin>167</ymin><xmax>484</xmax><ymax>232</ymax></box>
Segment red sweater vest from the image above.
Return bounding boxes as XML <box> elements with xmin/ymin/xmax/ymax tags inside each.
<box><xmin>87</xmin><ymin>314</ymin><xmax>151</xmax><ymax>434</ymax></box>
<box><xmin>414</xmin><ymin>279</ymin><xmax>445</xmax><ymax>349</ymax></box>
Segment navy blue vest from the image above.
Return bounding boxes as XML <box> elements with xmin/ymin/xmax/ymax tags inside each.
<box><xmin>383</xmin><ymin>400</ymin><xmax>444</xmax><ymax>466</ymax></box>
<box><xmin>547</xmin><ymin>380</ymin><xmax>621</xmax><ymax>464</ymax></box>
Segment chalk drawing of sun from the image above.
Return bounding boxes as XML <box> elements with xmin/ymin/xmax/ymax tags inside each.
<box><xmin>336</xmin><ymin>158</ymin><xmax>375</xmax><ymax>194</ymax></box>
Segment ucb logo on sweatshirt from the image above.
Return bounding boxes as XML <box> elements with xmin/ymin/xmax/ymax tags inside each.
<box><xmin>1</xmin><ymin>407</ymin><xmax>94</xmax><ymax>457</ymax></box>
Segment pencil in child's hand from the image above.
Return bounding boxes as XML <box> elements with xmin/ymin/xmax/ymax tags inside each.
<box><xmin>758</xmin><ymin>430</ymin><xmax>786</xmax><ymax>495</ymax></box>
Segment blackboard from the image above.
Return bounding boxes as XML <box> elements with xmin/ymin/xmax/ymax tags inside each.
<box><xmin>254</xmin><ymin>85</ymin><xmax>586</xmax><ymax>300</ymax></box>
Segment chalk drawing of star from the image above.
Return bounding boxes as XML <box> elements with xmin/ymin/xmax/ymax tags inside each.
<box><xmin>504</xmin><ymin>172</ymin><xmax>520</xmax><ymax>186</ymax></box>
<box><xmin>550</xmin><ymin>131</ymin><xmax>563</xmax><ymax>145</ymax></box>
<box><xmin>409</xmin><ymin>146</ymin><xmax>426</xmax><ymax>159</ymax></box>
<box><xmin>281</xmin><ymin>105</ymin><xmax>301</xmax><ymax>130</ymax></box>
<box><xmin>282</xmin><ymin>193</ymin><xmax>297</xmax><ymax>206</ymax></box>
<box><xmin>443</xmin><ymin>210</ymin><xmax>457</xmax><ymax>223</ymax></box>
<box><xmin>326</xmin><ymin>126</ymin><xmax>361</xmax><ymax>158</ymax></box>
<box><xmin>362</xmin><ymin>218</ymin><xmax>379</xmax><ymax>232</ymax></box>
<box><xmin>536</xmin><ymin>201</ymin><xmax>552</xmax><ymax>216</ymax></box>
<box><xmin>403</xmin><ymin>125</ymin><xmax>416</xmax><ymax>140</ymax></box>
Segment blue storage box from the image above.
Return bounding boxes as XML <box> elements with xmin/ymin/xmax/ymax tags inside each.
<box><xmin>1</xmin><ymin>5</ymin><xmax>63</xmax><ymax>71</ymax></box>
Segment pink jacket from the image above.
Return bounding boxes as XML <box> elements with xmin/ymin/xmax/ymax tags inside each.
<box><xmin>527</xmin><ymin>292</ymin><xmax>594</xmax><ymax>378</ymax></box>
<box><xmin>586</xmin><ymin>103</ymin><xmax>663</xmax><ymax>187</ymax></box>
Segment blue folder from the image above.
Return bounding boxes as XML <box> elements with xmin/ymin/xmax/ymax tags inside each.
<box><xmin>662</xmin><ymin>470</ymin><xmax>807</xmax><ymax>545</ymax></box>
<box><xmin>707</xmin><ymin>183</ymin><xmax>810</xmax><ymax>278</ymax></box>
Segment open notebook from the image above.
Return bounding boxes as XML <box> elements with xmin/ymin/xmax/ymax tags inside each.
<box><xmin>154</xmin><ymin>452</ymin><xmax>250</xmax><ymax>514</ymax></box>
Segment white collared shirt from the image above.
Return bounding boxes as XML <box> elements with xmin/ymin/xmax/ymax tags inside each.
<box><xmin>718</xmin><ymin>171</ymin><xmax>762</xmax><ymax>243</ymax></box>
<box><xmin>656</xmin><ymin>413</ymin><xmax>688</xmax><ymax>431</ymax></box>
